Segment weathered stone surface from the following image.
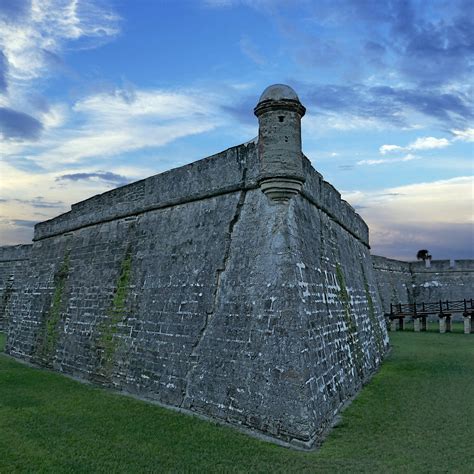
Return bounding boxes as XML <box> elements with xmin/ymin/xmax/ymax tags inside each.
<box><xmin>372</xmin><ymin>256</ymin><xmax>412</xmax><ymax>310</ymax></box>
<box><xmin>373</xmin><ymin>255</ymin><xmax>474</xmax><ymax>320</ymax></box>
<box><xmin>0</xmin><ymin>245</ymin><xmax>32</xmax><ymax>330</ymax></box>
<box><xmin>2</xmin><ymin>85</ymin><xmax>391</xmax><ymax>447</ymax></box>
<box><xmin>33</xmin><ymin>144</ymin><xmax>258</xmax><ymax>242</ymax></box>
<box><xmin>409</xmin><ymin>260</ymin><xmax>474</xmax><ymax>304</ymax></box>
<box><xmin>255</xmin><ymin>84</ymin><xmax>306</xmax><ymax>200</ymax></box>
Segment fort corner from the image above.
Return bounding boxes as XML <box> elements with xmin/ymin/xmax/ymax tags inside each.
<box><xmin>0</xmin><ymin>84</ymin><xmax>425</xmax><ymax>448</ymax></box>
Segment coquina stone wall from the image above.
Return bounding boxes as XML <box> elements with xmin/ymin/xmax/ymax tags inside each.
<box><xmin>0</xmin><ymin>245</ymin><xmax>32</xmax><ymax>331</ymax></box>
<box><xmin>372</xmin><ymin>256</ymin><xmax>412</xmax><ymax>311</ymax></box>
<box><xmin>410</xmin><ymin>260</ymin><xmax>474</xmax><ymax>304</ymax></box>
<box><xmin>373</xmin><ymin>255</ymin><xmax>474</xmax><ymax>316</ymax></box>
<box><xmin>3</xmin><ymin>85</ymin><xmax>388</xmax><ymax>447</ymax></box>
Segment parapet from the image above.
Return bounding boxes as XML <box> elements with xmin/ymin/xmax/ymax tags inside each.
<box><xmin>0</xmin><ymin>244</ymin><xmax>32</xmax><ymax>262</ymax></box>
<box><xmin>452</xmin><ymin>260</ymin><xmax>474</xmax><ymax>271</ymax></box>
<box><xmin>372</xmin><ymin>255</ymin><xmax>411</xmax><ymax>273</ymax></box>
<box><xmin>410</xmin><ymin>259</ymin><xmax>474</xmax><ymax>273</ymax></box>
<box><xmin>301</xmin><ymin>157</ymin><xmax>369</xmax><ymax>244</ymax></box>
<box><xmin>372</xmin><ymin>255</ymin><xmax>474</xmax><ymax>274</ymax></box>
<box><xmin>33</xmin><ymin>153</ymin><xmax>369</xmax><ymax>247</ymax></box>
<box><xmin>34</xmin><ymin>143</ymin><xmax>260</xmax><ymax>241</ymax></box>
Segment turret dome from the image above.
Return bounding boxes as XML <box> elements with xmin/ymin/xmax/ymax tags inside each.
<box><xmin>257</xmin><ymin>84</ymin><xmax>300</xmax><ymax>103</ymax></box>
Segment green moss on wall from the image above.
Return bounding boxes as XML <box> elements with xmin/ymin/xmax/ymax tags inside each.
<box><xmin>38</xmin><ymin>251</ymin><xmax>70</xmax><ymax>363</ymax></box>
<box><xmin>336</xmin><ymin>264</ymin><xmax>354</xmax><ymax>331</ymax></box>
<box><xmin>336</xmin><ymin>263</ymin><xmax>363</xmax><ymax>376</ymax></box>
<box><xmin>97</xmin><ymin>246</ymin><xmax>132</xmax><ymax>377</ymax></box>
<box><xmin>361</xmin><ymin>265</ymin><xmax>385</xmax><ymax>354</ymax></box>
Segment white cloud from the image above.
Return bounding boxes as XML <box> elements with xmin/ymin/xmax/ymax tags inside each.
<box><xmin>73</xmin><ymin>88</ymin><xmax>214</xmax><ymax>120</ymax></box>
<box><xmin>0</xmin><ymin>86</ymin><xmax>227</xmax><ymax>169</ymax></box>
<box><xmin>344</xmin><ymin>176</ymin><xmax>474</xmax><ymax>223</ymax></box>
<box><xmin>39</xmin><ymin>103</ymin><xmax>69</xmax><ymax>129</ymax></box>
<box><xmin>357</xmin><ymin>153</ymin><xmax>420</xmax><ymax>166</ymax></box>
<box><xmin>0</xmin><ymin>0</ymin><xmax>121</xmax><ymax>147</ymax></box>
<box><xmin>379</xmin><ymin>136</ymin><xmax>451</xmax><ymax>155</ymax></box>
<box><xmin>379</xmin><ymin>144</ymin><xmax>404</xmax><ymax>154</ymax></box>
<box><xmin>304</xmin><ymin>113</ymin><xmax>400</xmax><ymax>135</ymax></box>
<box><xmin>343</xmin><ymin>176</ymin><xmax>474</xmax><ymax>259</ymax></box>
<box><xmin>0</xmin><ymin>158</ymin><xmax>143</xmax><ymax>244</ymax></box>
<box><xmin>357</xmin><ymin>159</ymin><xmax>386</xmax><ymax>165</ymax></box>
<box><xmin>0</xmin><ymin>0</ymin><xmax>120</xmax><ymax>83</ymax></box>
<box><xmin>452</xmin><ymin>128</ymin><xmax>474</xmax><ymax>142</ymax></box>
<box><xmin>32</xmin><ymin>119</ymin><xmax>218</xmax><ymax>166</ymax></box>
<box><xmin>0</xmin><ymin>83</ymin><xmax>253</xmax><ymax>246</ymax></box>
<box><xmin>409</xmin><ymin>136</ymin><xmax>450</xmax><ymax>150</ymax></box>
<box><xmin>400</xmin><ymin>153</ymin><xmax>418</xmax><ymax>161</ymax></box>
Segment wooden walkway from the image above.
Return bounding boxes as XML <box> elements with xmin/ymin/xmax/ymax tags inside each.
<box><xmin>387</xmin><ymin>299</ymin><xmax>474</xmax><ymax>334</ymax></box>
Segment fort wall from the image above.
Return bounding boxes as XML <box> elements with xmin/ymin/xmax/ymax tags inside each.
<box><xmin>1</xmin><ymin>70</ymin><xmax>471</xmax><ymax>442</ymax></box>
<box><xmin>2</xmin><ymin>85</ymin><xmax>388</xmax><ymax>447</ymax></box>
<box><xmin>372</xmin><ymin>256</ymin><xmax>413</xmax><ymax>311</ymax></box>
<box><xmin>0</xmin><ymin>245</ymin><xmax>32</xmax><ymax>330</ymax></box>
<box><xmin>410</xmin><ymin>260</ymin><xmax>474</xmax><ymax>304</ymax></box>
<box><xmin>4</xmin><ymin>145</ymin><xmax>384</xmax><ymax>446</ymax></box>
<box><xmin>373</xmin><ymin>255</ymin><xmax>474</xmax><ymax>316</ymax></box>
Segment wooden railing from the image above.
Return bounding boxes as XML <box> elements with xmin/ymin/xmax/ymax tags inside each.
<box><xmin>386</xmin><ymin>299</ymin><xmax>473</xmax><ymax>334</ymax></box>
<box><xmin>389</xmin><ymin>299</ymin><xmax>474</xmax><ymax>318</ymax></box>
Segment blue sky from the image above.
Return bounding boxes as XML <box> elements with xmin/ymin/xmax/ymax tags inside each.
<box><xmin>0</xmin><ymin>0</ymin><xmax>472</xmax><ymax>259</ymax></box>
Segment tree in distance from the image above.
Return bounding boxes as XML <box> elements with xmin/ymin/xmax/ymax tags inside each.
<box><xmin>417</xmin><ymin>249</ymin><xmax>432</xmax><ymax>261</ymax></box>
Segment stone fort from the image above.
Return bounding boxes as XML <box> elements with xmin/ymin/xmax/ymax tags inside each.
<box><xmin>0</xmin><ymin>85</ymin><xmax>472</xmax><ymax>448</ymax></box>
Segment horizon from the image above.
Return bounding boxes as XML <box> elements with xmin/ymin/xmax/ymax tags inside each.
<box><xmin>0</xmin><ymin>0</ymin><xmax>473</xmax><ymax>260</ymax></box>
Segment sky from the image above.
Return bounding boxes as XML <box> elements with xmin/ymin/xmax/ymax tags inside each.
<box><xmin>0</xmin><ymin>0</ymin><xmax>472</xmax><ymax>260</ymax></box>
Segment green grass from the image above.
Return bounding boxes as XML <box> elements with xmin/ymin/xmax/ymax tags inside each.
<box><xmin>1</xmin><ymin>330</ymin><xmax>473</xmax><ymax>473</ymax></box>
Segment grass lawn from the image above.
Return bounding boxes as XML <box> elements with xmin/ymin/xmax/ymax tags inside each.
<box><xmin>0</xmin><ymin>328</ymin><xmax>473</xmax><ymax>473</ymax></box>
